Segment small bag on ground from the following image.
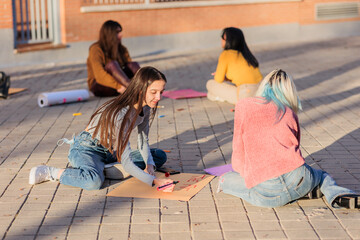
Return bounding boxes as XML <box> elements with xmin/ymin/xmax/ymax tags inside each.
<box><xmin>0</xmin><ymin>72</ymin><xmax>10</xmax><ymax>99</ymax></box>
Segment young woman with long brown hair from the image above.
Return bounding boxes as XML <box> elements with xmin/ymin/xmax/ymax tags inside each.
<box><xmin>87</xmin><ymin>20</ymin><xmax>140</xmax><ymax>97</ymax></box>
<box><xmin>29</xmin><ymin>67</ymin><xmax>175</xmax><ymax>192</ymax></box>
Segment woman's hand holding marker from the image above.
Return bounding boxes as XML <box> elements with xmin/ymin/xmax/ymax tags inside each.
<box><xmin>154</xmin><ymin>178</ymin><xmax>177</xmax><ymax>192</ymax></box>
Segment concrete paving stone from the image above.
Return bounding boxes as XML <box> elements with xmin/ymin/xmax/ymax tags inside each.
<box><xmin>191</xmin><ymin>222</ymin><xmax>221</xmax><ymax>232</ymax></box>
<box><xmin>36</xmin><ymin>234</ymin><xmax>68</xmax><ymax>239</ymax></box>
<box><xmin>316</xmin><ymin>229</ymin><xmax>352</xmax><ymax>239</ymax></box>
<box><xmin>161</xmin><ymin>200</ymin><xmax>188</xmax><ymax>207</ymax></box>
<box><xmin>347</xmin><ymin>228</ymin><xmax>360</xmax><ymax>239</ymax></box>
<box><xmin>5</xmin><ymin>225</ymin><xmax>39</xmax><ymax>236</ymax></box>
<box><xmin>339</xmin><ymin>219</ymin><xmax>360</xmax><ymax>229</ymax></box>
<box><xmin>192</xmin><ymin>230</ymin><xmax>223</xmax><ymax>240</ymax></box>
<box><xmin>71</xmin><ymin>216</ymin><xmax>102</xmax><ymax>225</ymax></box>
<box><xmin>161</xmin><ymin>205</ymin><xmax>187</xmax><ymax>215</ymax></box>
<box><xmin>247</xmin><ymin>212</ymin><xmax>279</xmax><ymax>222</ymax></box>
<box><xmin>11</xmin><ymin>215</ymin><xmax>44</xmax><ymax>226</ymax></box>
<box><xmin>46</xmin><ymin>208</ymin><xmax>76</xmax><ymax>218</ymax></box>
<box><xmin>130</xmin><ymin>232</ymin><xmax>160</xmax><ymax>240</ymax></box>
<box><xmin>189</xmin><ymin>199</ymin><xmax>215</xmax><ymax>208</ymax></box>
<box><xmin>131</xmin><ymin>223</ymin><xmax>160</xmax><ymax>233</ymax></box>
<box><xmin>221</xmin><ymin>221</ymin><xmax>252</xmax><ymax>232</ymax></box>
<box><xmin>38</xmin><ymin>224</ymin><xmax>69</xmax><ymax>235</ymax></box>
<box><xmin>21</xmin><ymin>202</ymin><xmax>50</xmax><ymax>212</ymax></box>
<box><xmin>284</xmin><ymin>230</ymin><xmax>319</xmax><ymax>239</ymax></box>
<box><xmin>75</xmin><ymin>207</ymin><xmax>104</xmax><ymax>217</ymax></box>
<box><xmin>50</xmin><ymin>202</ymin><xmax>78</xmax><ymax>210</ymax></box>
<box><xmin>160</xmin><ymin>222</ymin><xmax>190</xmax><ymax>232</ymax></box>
<box><xmin>276</xmin><ymin>211</ymin><xmax>308</xmax><ymax>221</ymax></box>
<box><xmin>98</xmin><ymin>232</ymin><xmax>129</xmax><ymax>240</ymax></box>
<box><xmin>101</xmin><ymin>216</ymin><xmax>131</xmax><ymax>225</ymax></box>
<box><xmin>251</xmin><ymin>221</ymin><xmax>282</xmax><ymax>231</ymax></box>
<box><xmin>67</xmin><ymin>233</ymin><xmax>98</xmax><ymax>240</ymax></box>
<box><xmin>214</xmin><ymin>198</ymin><xmax>242</xmax><ymax>206</ymax></box>
<box><xmin>3</xmin><ymin>235</ymin><xmax>36</xmax><ymax>240</ymax></box>
<box><xmin>189</xmin><ymin>206</ymin><xmax>217</xmax><ymax>214</ymax></box>
<box><xmin>333</xmin><ymin>209</ymin><xmax>360</xmax><ymax>220</ymax></box>
<box><xmin>16</xmin><ymin>209</ymin><xmax>47</xmax><ymax>217</ymax></box>
<box><xmin>42</xmin><ymin>216</ymin><xmax>73</xmax><ymax>226</ymax></box>
<box><xmin>218</xmin><ymin>213</ymin><xmax>249</xmax><ymax>222</ymax></box>
<box><xmin>310</xmin><ymin>219</ymin><xmax>344</xmax><ymax>230</ymax></box>
<box><xmin>52</xmin><ymin>194</ymin><xmax>81</xmax><ymax>203</ymax></box>
<box><xmin>77</xmin><ymin>201</ymin><xmax>105</xmax><ymax>209</ymax></box>
<box><xmin>161</xmin><ymin>232</ymin><xmax>192</xmax><ymax>240</ymax></box>
<box><xmin>68</xmin><ymin>224</ymin><xmax>99</xmax><ymax>234</ymax></box>
<box><xmin>162</xmin><ymin>214</ymin><xmax>189</xmax><ymax>223</ymax></box>
<box><xmin>223</xmin><ymin>231</ymin><xmax>256</xmax><ymax>240</ymax></box>
<box><xmin>254</xmin><ymin>230</ymin><xmax>287</xmax><ymax>239</ymax></box>
<box><xmin>100</xmin><ymin>223</ymin><xmax>130</xmax><ymax>233</ymax></box>
<box><xmin>133</xmin><ymin>198</ymin><xmax>160</xmax><ymax>208</ymax></box>
<box><xmin>190</xmin><ymin>213</ymin><xmax>219</xmax><ymax>223</ymax></box>
<box><xmin>132</xmin><ymin>214</ymin><xmax>159</xmax><ymax>224</ymax></box>
<box><xmin>280</xmin><ymin>220</ymin><xmax>314</xmax><ymax>230</ymax></box>
<box><xmin>132</xmin><ymin>208</ymin><xmax>159</xmax><ymax>215</ymax></box>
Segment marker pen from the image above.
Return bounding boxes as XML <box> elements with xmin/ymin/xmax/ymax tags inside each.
<box><xmin>157</xmin><ymin>181</ymin><xmax>179</xmax><ymax>191</ymax></box>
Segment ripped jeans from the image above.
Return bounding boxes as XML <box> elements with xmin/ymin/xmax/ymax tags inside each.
<box><xmin>218</xmin><ymin>164</ymin><xmax>355</xmax><ymax>208</ymax></box>
<box><xmin>58</xmin><ymin>131</ymin><xmax>166</xmax><ymax>190</ymax></box>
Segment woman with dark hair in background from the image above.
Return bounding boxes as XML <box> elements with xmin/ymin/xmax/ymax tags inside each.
<box><xmin>87</xmin><ymin>20</ymin><xmax>140</xmax><ymax>97</ymax></box>
<box><xmin>207</xmin><ymin>27</ymin><xmax>263</xmax><ymax>104</ymax></box>
<box><xmin>29</xmin><ymin>67</ymin><xmax>176</xmax><ymax>192</ymax></box>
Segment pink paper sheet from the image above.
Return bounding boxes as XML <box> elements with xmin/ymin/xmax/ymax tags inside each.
<box><xmin>204</xmin><ymin>164</ymin><xmax>233</xmax><ymax>176</ymax></box>
<box><xmin>162</xmin><ymin>89</ymin><xmax>207</xmax><ymax>99</ymax></box>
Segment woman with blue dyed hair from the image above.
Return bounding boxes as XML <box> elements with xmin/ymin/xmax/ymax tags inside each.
<box><xmin>217</xmin><ymin>69</ymin><xmax>359</xmax><ymax>208</ymax></box>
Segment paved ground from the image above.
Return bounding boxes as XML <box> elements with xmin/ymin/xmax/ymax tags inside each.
<box><xmin>1</xmin><ymin>36</ymin><xmax>360</xmax><ymax>240</ymax></box>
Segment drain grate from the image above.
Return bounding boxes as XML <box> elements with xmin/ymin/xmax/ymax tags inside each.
<box><xmin>316</xmin><ymin>2</ymin><xmax>359</xmax><ymax>20</ymax></box>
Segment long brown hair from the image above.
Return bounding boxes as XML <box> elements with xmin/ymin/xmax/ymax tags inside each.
<box><xmin>88</xmin><ymin>66</ymin><xmax>167</xmax><ymax>161</ymax></box>
<box><xmin>98</xmin><ymin>20</ymin><xmax>129</xmax><ymax>66</ymax></box>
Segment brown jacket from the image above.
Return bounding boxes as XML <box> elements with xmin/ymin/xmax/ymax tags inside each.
<box><xmin>87</xmin><ymin>42</ymin><xmax>131</xmax><ymax>90</ymax></box>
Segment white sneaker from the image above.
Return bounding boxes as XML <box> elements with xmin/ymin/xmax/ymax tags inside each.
<box><xmin>29</xmin><ymin>165</ymin><xmax>53</xmax><ymax>185</ymax></box>
<box><xmin>104</xmin><ymin>163</ymin><xmax>130</xmax><ymax>180</ymax></box>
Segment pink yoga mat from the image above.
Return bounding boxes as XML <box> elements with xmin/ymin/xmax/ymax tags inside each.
<box><xmin>204</xmin><ymin>164</ymin><xmax>233</xmax><ymax>176</ymax></box>
<box><xmin>162</xmin><ymin>89</ymin><xmax>207</xmax><ymax>99</ymax></box>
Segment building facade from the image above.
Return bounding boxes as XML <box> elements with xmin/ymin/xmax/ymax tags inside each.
<box><xmin>1</xmin><ymin>0</ymin><xmax>359</xmax><ymax>67</ymax></box>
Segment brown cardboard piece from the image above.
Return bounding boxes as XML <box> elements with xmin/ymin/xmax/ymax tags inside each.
<box><xmin>9</xmin><ymin>88</ymin><xmax>27</xmax><ymax>95</ymax></box>
<box><xmin>107</xmin><ymin>172</ymin><xmax>214</xmax><ymax>201</ymax></box>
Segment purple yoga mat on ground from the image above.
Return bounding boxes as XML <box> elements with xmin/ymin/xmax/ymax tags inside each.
<box><xmin>162</xmin><ymin>89</ymin><xmax>207</xmax><ymax>99</ymax></box>
<box><xmin>204</xmin><ymin>164</ymin><xmax>233</xmax><ymax>176</ymax></box>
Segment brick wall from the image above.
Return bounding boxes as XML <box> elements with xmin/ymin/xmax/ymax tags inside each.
<box><xmin>62</xmin><ymin>0</ymin><xmax>360</xmax><ymax>43</ymax></box>
<box><xmin>0</xmin><ymin>0</ymin><xmax>13</xmax><ymax>29</ymax></box>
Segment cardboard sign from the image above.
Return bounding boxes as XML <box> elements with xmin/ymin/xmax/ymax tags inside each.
<box><xmin>162</xmin><ymin>89</ymin><xmax>207</xmax><ymax>99</ymax></box>
<box><xmin>107</xmin><ymin>172</ymin><xmax>214</xmax><ymax>201</ymax></box>
<box><xmin>204</xmin><ymin>164</ymin><xmax>233</xmax><ymax>176</ymax></box>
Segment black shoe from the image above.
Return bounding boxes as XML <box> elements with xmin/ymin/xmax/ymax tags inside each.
<box><xmin>335</xmin><ymin>196</ymin><xmax>359</xmax><ymax>209</ymax></box>
<box><xmin>307</xmin><ymin>185</ymin><xmax>323</xmax><ymax>199</ymax></box>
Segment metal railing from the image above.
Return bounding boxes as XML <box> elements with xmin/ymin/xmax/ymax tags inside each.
<box><xmin>12</xmin><ymin>0</ymin><xmax>61</xmax><ymax>48</ymax></box>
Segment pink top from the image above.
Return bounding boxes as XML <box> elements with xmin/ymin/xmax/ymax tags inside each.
<box><xmin>231</xmin><ymin>97</ymin><xmax>305</xmax><ymax>189</ymax></box>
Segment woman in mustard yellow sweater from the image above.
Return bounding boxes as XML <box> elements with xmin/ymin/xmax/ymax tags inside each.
<box><xmin>206</xmin><ymin>27</ymin><xmax>262</xmax><ymax>104</ymax></box>
<box><xmin>87</xmin><ymin>20</ymin><xmax>140</xmax><ymax>97</ymax></box>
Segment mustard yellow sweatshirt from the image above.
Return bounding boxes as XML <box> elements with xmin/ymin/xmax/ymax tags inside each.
<box><xmin>214</xmin><ymin>50</ymin><xmax>262</xmax><ymax>86</ymax></box>
<box><xmin>87</xmin><ymin>43</ymin><xmax>131</xmax><ymax>90</ymax></box>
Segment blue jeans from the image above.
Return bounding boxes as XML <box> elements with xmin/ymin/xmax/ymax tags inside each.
<box><xmin>219</xmin><ymin>164</ymin><xmax>355</xmax><ymax>208</ymax></box>
<box><xmin>59</xmin><ymin>131</ymin><xmax>166</xmax><ymax>190</ymax></box>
